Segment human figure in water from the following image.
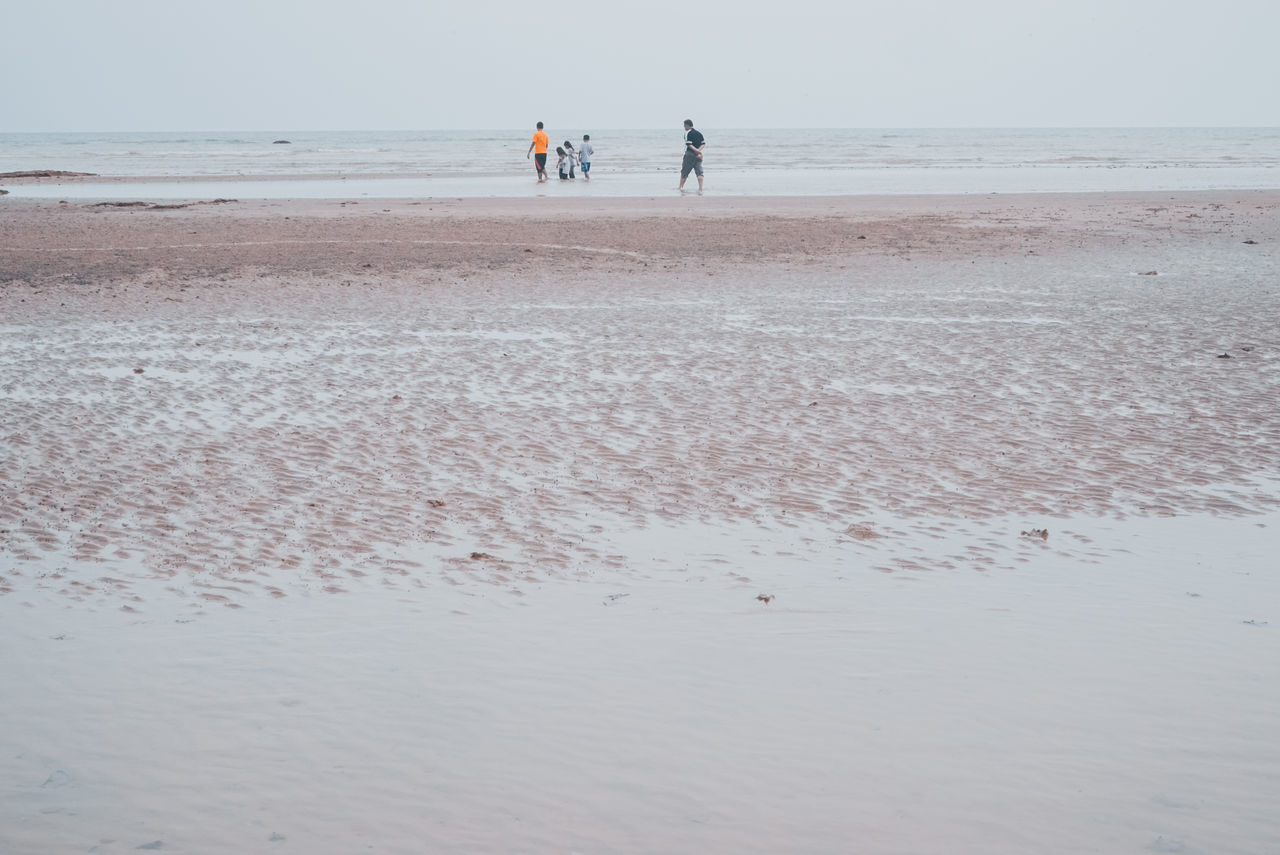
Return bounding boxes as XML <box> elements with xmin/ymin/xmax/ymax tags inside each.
<box><xmin>563</xmin><ymin>140</ymin><xmax>577</xmax><ymax>179</ymax></box>
<box><xmin>579</xmin><ymin>134</ymin><xmax>593</xmax><ymax>180</ymax></box>
<box><xmin>527</xmin><ymin>121</ymin><xmax>549</xmax><ymax>182</ymax></box>
<box><xmin>678</xmin><ymin>119</ymin><xmax>705</xmax><ymax>193</ymax></box>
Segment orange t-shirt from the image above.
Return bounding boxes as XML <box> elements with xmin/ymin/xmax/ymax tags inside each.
<box><xmin>532</xmin><ymin>130</ymin><xmax>548</xmax><ymax>154</ymax></box>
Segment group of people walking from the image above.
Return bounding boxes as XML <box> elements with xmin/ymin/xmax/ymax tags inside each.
<box><xmin>525</xmin><ymin>119</ymin><xmax>707</xmax><ymax>191</ymax></box>
<box><xmin>526</xmin><ymin>122</ymin><xmax>593</xmax><ymax>183</ymax></box>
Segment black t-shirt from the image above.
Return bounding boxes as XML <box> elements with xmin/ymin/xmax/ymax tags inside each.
<box><xmin>684</xmin><ymin>128</ymin><xmax>705</xmax><ymax>151</ymax></box>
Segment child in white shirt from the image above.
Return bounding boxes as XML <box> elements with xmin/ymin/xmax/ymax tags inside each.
<box><xmin>579</xmin><ymin>134</ymin><xmax>594</xmax><ymax>180</ymax></box>
<box><xmin>563</xmin><ymin>140</ymin><xmax>577</xmax><ymax>179</ymax></box>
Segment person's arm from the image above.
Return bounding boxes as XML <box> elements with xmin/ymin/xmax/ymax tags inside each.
<box><xmin>527</xmin><ymin>140</ymin><xmax>534</xmax><ymax>158</ymax></box>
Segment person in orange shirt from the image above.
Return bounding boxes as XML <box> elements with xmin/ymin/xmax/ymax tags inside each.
<box><xmin>526</xmin><ymin>121</ymin><xmax>550</xmax><ymax>182</ymax></box>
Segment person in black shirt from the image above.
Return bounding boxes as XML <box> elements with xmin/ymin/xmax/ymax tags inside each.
<box><xmin>679</xmin><ymin>119</ymin><xmax>706</xmax><ymax>192</ymax></box>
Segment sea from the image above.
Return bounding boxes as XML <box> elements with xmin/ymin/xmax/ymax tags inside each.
<box><xmin>1</xmin><ymin>127</ymin><xmax>1277</xmax><ymax>199</ymax></box>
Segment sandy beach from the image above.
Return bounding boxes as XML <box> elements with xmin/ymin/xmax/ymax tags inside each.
<box><xmin>3</xmin><ymin>190</ymin><xmax>1279</xmax><ymax>854</ymax></box>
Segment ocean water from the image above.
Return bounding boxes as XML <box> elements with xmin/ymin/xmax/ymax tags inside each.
<box><xmin>2</xmin><ymin>127</ymin><xmax>1277</xmax><ymax>199</ymax></box>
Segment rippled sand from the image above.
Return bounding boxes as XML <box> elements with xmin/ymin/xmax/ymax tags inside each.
<box><xmin>2</xmin><ymin>192</ymin><xmax>1278</xmax><ymax>854</ymax></box>
<box><xmin>3</xmin><ymin>192</ymin><xmax>1277</xmax><ymax>601</ymax></box>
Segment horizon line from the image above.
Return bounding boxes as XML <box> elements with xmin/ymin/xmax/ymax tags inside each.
<box><xmin>5</xmin><ymin>124</ymin><xmax>1280</xmax><ymax>136</ymax></box>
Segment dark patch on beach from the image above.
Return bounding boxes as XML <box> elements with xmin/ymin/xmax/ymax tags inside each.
<box><xmin>0</xmin><ymin>170</ymin><xmax>98</xmax><ymax>179</ymax></box>
<box><xmin>88</xmin><ymin>199</ymin><xmax>238</xmax><ymax>211</ymax></box>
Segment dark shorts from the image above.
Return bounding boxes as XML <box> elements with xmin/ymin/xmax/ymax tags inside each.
<box><xmin>681</xmin><ymin>150</ymin><xmax>703</xmax><ymax>178</ymax></box>
<box><xmin>581</xmin><ymin>161</ymin><xmax>591</xmax><ymax>173</ymax></box>
<box><xmin>534</xmin><ymin>153</ymin><xmax>547</xmax><ymax>172</ymax></box>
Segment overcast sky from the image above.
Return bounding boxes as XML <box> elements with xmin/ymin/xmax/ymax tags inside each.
<box><xmin>4</xmin><ymin>0</ymin><xmax>1277</xmax><ymax>131</ymax></box>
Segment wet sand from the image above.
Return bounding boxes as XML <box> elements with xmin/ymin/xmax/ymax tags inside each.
<box><xmin>2</xmin><ymin>191</ymin><xmax>1279</xmax><ymax>854</ymax></box>
<box><xmin>3</xmin><ymin>191</ymin><xmax>1278</xmax><ymax>586</ymax></box>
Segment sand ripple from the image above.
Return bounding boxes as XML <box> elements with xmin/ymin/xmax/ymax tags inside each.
<box><xmin>3</xmin><ymin>213</ymin><xmax>1278</xmax><ymax>605</ymax></box>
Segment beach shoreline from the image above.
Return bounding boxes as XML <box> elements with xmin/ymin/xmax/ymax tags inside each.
<box><xmin>4</xmin><ymin>189</ymin><xmax>1277</xmax><ymax>282</ymax></box>
<box><xmin>3</xmin><ymin>189</ymin><xmax>1278</xmax><ymax>854</ymax></box>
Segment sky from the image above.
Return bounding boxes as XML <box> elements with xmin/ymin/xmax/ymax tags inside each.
<box><xmin>3</xmin><ymin>0</ymin><xmax>1278</xmax><ymax>131</ymax></box>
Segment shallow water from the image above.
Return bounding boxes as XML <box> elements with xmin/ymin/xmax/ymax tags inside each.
<box><xmin>4</xmin><ymin>510</ymin><xmax>1278</xmax><ymax>855</ymax></box>
<box><xmin>3</xmin><ymin>127</ymin><xmax>1277</xmax><ymax>198</ymax></box>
